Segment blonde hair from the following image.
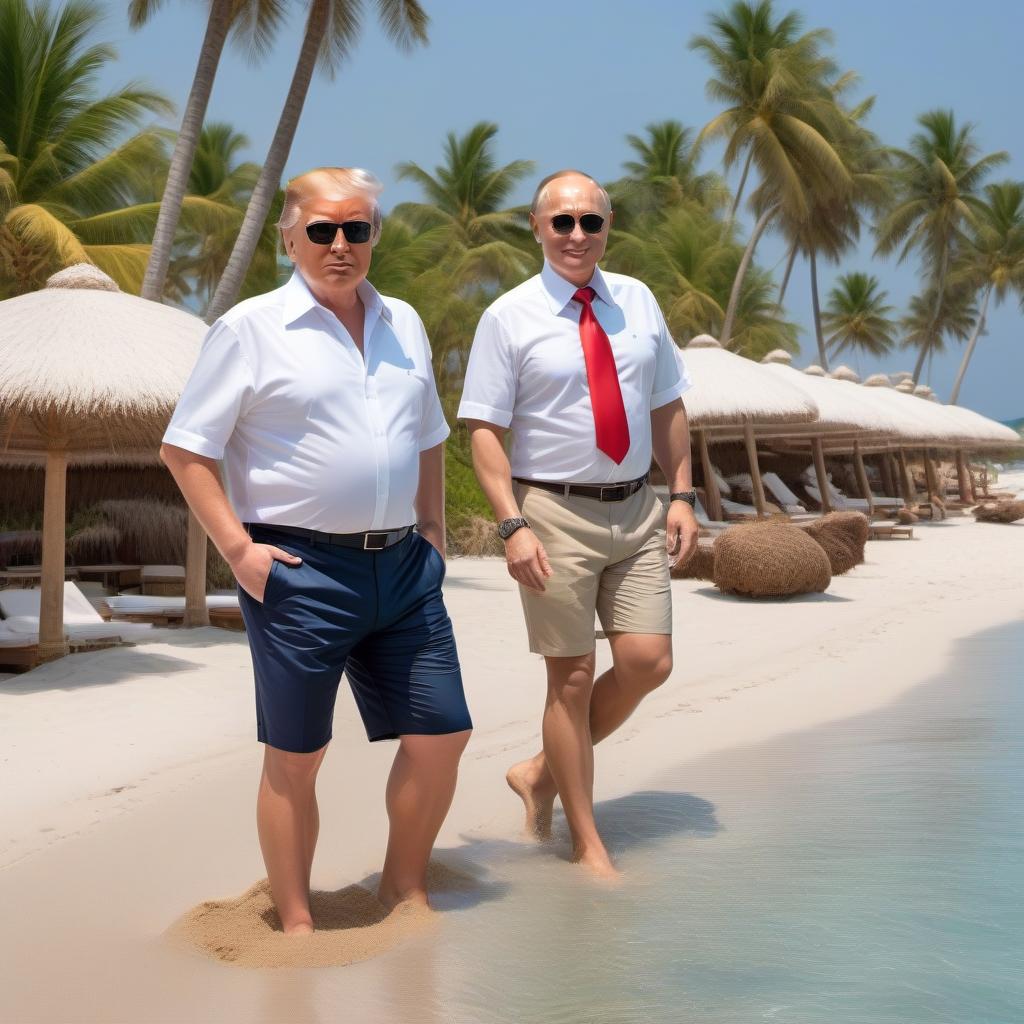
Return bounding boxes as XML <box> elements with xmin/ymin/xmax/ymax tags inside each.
<box><xmin>277</xmin><ymin>167</ymin><xmax>384</xmax><ymax>244</ymax></box>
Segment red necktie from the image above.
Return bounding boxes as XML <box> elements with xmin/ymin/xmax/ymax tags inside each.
<box><xmin>574</xmin><ymin>286</ymin><xmax>630</xmax><ymax>464</ymax></box>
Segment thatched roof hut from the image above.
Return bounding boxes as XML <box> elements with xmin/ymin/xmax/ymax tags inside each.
<box><xmin>681</xmin><ymin>336</ymin><xmax>818</xmax><ymax>431</ymax></box>
<box><xmin>0</xmin><ymin>264</ymin><xmax>208</xmax><ymax>657</ymax></box>
<box><xmin>680</xmin><ymin>336</ymin><xmax>821</xmax><ymax>518</ymax></box>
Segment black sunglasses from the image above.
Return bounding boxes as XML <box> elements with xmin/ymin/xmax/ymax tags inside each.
<box><xmin>305</xmin><ymin>220</ymin><xmax>373</xmax><ymax>245</ymax></box>
<box><xmin>551</xmin><ymin>213</ymin><xmax>606</xmax><ymax>236</ymax></box>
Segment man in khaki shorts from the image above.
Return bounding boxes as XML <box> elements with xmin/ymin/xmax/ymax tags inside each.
<box><xmin>458</xmin><ymin>169</ymin><xmax>698</xmax><ymax>879</ymax></box>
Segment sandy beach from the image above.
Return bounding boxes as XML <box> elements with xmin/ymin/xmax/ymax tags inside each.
<box><xmin>2</xmin><ymin>471</ymin><xmax>1022</xmax><ymax>1021</ymax></box>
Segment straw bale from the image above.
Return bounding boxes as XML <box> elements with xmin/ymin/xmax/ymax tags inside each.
<box><xmin>973</xmin><ymin>500</ymin><xmax>1024</xmax><ymax>524</ymax></box>
<box><xmin>798</xmin><ymin>511</ymin><xmax>868</xmax><ymax>575</ymax></box>
<box><xmin>671</xmin><ymin>539</ymin><xmax>715</xmax><ymax>581</ymax></box>
<box><xmin>712</xmin><ymin>523</ymin><xmax>831</xmax><ymax>597</ymax></box>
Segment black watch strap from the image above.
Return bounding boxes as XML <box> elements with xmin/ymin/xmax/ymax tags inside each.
<box><xmin>670</xmin><ymin>489</ymin><xmax>697</xmax><ymax>507</ymax></box>
<box><xmin>498</xmin><ymin>516</ymin><xmax>530</xmax><ymax>540</ymax></box>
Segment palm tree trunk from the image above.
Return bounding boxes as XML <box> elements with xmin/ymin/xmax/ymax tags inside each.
<box><xmin>949</xmin><ymin>284</ymin><xmax>992</xmax><ymax>405</ymax></box>
<box><xmin>723</xmin><ymin>149</ymin><xmax>754</xmax><ymax>236</ymax></box>
<box><xmin>809</xmin><ymin>248</ymin><xmax>829</xmax><ymax>371</ymax></box>
<box><xmin>206</xmin><ymin>0</ymin><xmax>329</xmax><ymax>323</ymax></box>
<box><xmin>775</xmin><ymin>241</ymin><xmax>797</xmax><ymax>308</ymax></box>
<box><xmin>913</xmin><ymin>247</ymin><xmax>949</xmax><ymax>384</ymax></box>
<box><xmin>141</xmin><ymin>0</ymin><xmax>232</xmax><ymax>302</ymax></box>
<box><xmin>720</xmin><ymin>203</ymin><xmax>778</xmax><ymax>346</ymax></box>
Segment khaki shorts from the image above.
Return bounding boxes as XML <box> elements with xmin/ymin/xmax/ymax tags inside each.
<box><xmin>512</xmin><ymin>481</ymin><xmax>672</xmax><ymax>657</ymax></box>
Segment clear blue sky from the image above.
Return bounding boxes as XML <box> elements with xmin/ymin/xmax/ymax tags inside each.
<box><xmin>96</xmin><ymin>0</ymin><xmax>1024</xmax><ymax>420</ymax></box>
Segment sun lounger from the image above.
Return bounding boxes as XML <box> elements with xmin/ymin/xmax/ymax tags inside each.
<box><xmin>868</xmin><ymin>523</ymin><xmax>914</xmax><ymax>540</ymax></box>
<box><xmin>0</xmin><ymin>583</ymin><xmax>153</xmax><ymax>642</ymax></box>
<box><xmin>140</xmin><ymin>564</ymin><xmax>186</xmax><ymax>596</ymax></box>
<box><xmin>0</xmin><ymin>583</ymin><xmax>157</xmax><ymax>670</ymax></box>
<box><xmin>104</xmin><ymin>594</ymin><xmax>241</xmax><ymax>628</ymax></box>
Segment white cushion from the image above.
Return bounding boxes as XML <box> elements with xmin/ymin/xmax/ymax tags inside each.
<box><xmin>0</xmin><ymin>582</ymin><xmax>104</xmax><ymax>626</ymax></box>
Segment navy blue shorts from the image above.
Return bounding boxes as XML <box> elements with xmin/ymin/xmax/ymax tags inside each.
<box><xmin>237</xmin><ymin>524</ymin><xmax>471</xmax><ymax>753</ymax></box>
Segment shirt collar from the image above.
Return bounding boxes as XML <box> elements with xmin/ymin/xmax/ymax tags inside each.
<box><xmin>539</xmin><ymin>260</ymin><xmax>615</xmax><ymax>315</ymax></box>
<box><xmin>282</xmin><ymin>269</ymin><xmax>392</xmax><ymax>327</ymax></box>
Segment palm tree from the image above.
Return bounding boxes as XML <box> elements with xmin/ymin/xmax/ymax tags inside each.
<box><xmin>612</xmin><ymin>120</ymin><xmax>728</xmax><ymax>221</ymax></box>
<box><xmin>900</xmin><ymin>284</ymin><xmax>977</xmax><ymax>379</ymax></box>
<box><xmin>822</xmin><ymin>272</ymin><xmax>896</xmax><ymax>359</ymax></box>
<box><xmin>167</xmin><ymin>122</ymin><xmax>284</xmax><ymax>312</ymax></box>
<box><xmin>875</xmin><ymin>109</ymin><xmax>1008</xmax><ymax>383</ymax></box>
<box><xmin>205</xmin><ymin>0</ymin><xmax>429</xmax><ymax>324</ymax></box>
<box><xmin>0</xmin><ymin>0</ymin><xmax>176</xmax><ymax>296</ymax></box>
<box><xmin>605</xmin><ymin>205</ymin><xmax>799</xmax><ymax>357</ymax></box>
<box><xmin>690</xmin><ymin>0</ymin><xmax>845</xmax><ymax>231</ymax></box>
<box><xmin>132</xmin><ymin>0</ymin><xmax>286</xmax><ymax>302</ymax></box>
<box><xmin>776</xmin><ymin>94</ymin><xmax>891</xmax><ymax>368</ymax></box>
<box><xmin>948</xmin><ymin>181</ymin><xmax>1024</xmax><ymax>403</ymax></box>
<box><xmin>690</xmin><ymin>1</ymin><xmax>852</xmax><ymax>345</ymax></box>
<box><xmin>394</xmin><ymin>121</ymin><xmax>536</xmax><ymax>285</ymax></box>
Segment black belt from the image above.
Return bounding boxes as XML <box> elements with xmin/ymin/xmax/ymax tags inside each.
<box><xmin>513</xmin><ymin>472</ymin><xmax>650</xmax><ymax>502</ymax></box>
<box><xmin>246</xmin><ymin>522</ymin><xmax>414</xmax><ymax>551</ymax></box>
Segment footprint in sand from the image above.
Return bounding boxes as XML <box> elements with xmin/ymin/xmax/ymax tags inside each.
<box><xmin>165</xmin><ymin>861</ymin><xmax>484</xmax><ymax>969</ymax></box>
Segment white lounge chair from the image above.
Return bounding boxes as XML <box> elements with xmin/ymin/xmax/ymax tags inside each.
<box><xmin>104</xmin><ymin>594</ymin><xmax>241</xmax><ymax>628</ymax></box>
<box><xmin>0</xmin><ymin>582</ymin><xmax>152</xmax><ymax>642</ymax></box>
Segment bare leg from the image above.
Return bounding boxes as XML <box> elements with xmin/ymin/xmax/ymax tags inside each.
<box><xmin>508</xmin><ymin>634</ymin><xmax>672</xmax><ymax>839</ymax></box>
<box><xmin>531</xmin><ymin>652</ymin><xmax>618</xmax><ymax>878</ymax></box>
<box><xmin>378</xmin><ymin>729</ymin><xmax>472</xmax><ymax>912</ymax></box>
<box><xmin>256</xmin><ymin>742</ymin><xmax>329</xmax><ymax>934</ymax></box>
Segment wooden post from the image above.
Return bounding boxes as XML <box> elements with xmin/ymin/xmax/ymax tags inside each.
<box><xmin>852</xmin><ymin>440</ymin><xmax>875</xmax><ymax>516</ymax></box>
<box><xmin>743</xmin><ymin>420</ymin><xmax>767</xmax><ymax>516</ymax></box>
<box><xmin>923</xmin><ymin>448</ymin><xmax>939</xmax><ymax>503</ymax></box>
<box><xmin>955</xmin><ymin>450</ymin><xmax>973</xmax><ymax>504</ymax></box>
<box><xmin>897</xmin><ymin>449</ymin><xmax>916</xmax><ymax>506</ymax></box>
<box><xmin>183</xmin><ymin>511</ymin><xmax>210</xmax><ymax>628</ymax></box>
<box><xmin>811</xmin><ymin>436</ymin><xmax>832</xmax><ymax>513</ymax></box>
<box><xmin>697</xmin><ymin>429</ymin><xmax>722</xmax><ymax>523</ymax></box>
<box><xmin>39</xmin><ymin>446</ymin><xmax>70</xmax><ymax>662</ymax></box>
<box><xmin>879</xmin><ymin>453</ymin><xmax>895</xmax><ymax>498</ymax></box>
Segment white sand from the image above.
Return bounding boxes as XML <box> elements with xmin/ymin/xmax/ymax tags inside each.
<box><xmin>1</xmin><ymin>472</ymin><xmax>1022</xmax><ymax>1018</ymax></box>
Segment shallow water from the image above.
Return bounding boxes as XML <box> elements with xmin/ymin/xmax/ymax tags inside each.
<box><xmin>319</xmin><ymin>617</ymin><xmax>1024</xmax><ymax>1024</ymax></box>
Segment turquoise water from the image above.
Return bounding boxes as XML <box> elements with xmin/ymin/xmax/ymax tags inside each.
<box><xmin>328</xmin><ymin>619</ymin><xmax>1024</xmax><ymax>1024</ymax></box>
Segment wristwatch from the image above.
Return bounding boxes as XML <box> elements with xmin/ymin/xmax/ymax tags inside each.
<box><xmin>497</xmin><ymin>516</ymin><xmax>530</xmax><ymax>541</ymax></box>
<box><xmin>670</xmin><ymin>489</ymin><xmax>698</xmax><ymax>508</ymax></box>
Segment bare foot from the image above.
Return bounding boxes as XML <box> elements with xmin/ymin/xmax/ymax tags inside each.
<box><xmin>573</xmin><ymin>848</ymin><xmax>623</xmax><ymax>883</ymax></box>
<box><xmin>377</xmin><ymin>881</ymin><xmax>431</xmax><ymax>915</ymax></box>
<box><xmin>281</xmin><ymin>920</ymin><xmax>314</xmax><ymax>936</ymax></box>
<box><xmin>506</xmin><ymin>758</ymin><xmax>557</xmax><ymax>839</ymax></box>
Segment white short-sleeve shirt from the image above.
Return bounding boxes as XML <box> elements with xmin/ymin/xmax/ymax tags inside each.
<box><xmin>457</xmin><ymin>261</ymin><xmax>692</xmax><ymax>483</ymax></box>
<box><xmin>163</xmin><ymin>270</ymin><xmax>449</xmax><ymax>533</ymax></box>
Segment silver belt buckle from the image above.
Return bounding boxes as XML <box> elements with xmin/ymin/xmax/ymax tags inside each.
<box><xmin>363</xmin><ymin>531</ymin><xmax>389</xmax><ymax>551</ymax></box>
<box><xmin>600</xmin><ymin>484</ymin><xmax>621</xmax><ymax>501</ymax></box>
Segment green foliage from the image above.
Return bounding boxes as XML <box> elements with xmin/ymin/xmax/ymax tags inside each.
<box><xmin>822</xmin><ymin>272</ymin><xmax>896</xmax><ymax>358</ymax></box>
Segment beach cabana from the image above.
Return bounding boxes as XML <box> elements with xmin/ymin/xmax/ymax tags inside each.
<box><xmin>680</xmin><ymin>336</ymin><xmax>819</xmax><ymax>520</ymax></box>
<box><xmin>760</xmin><ymin>352</ymin><xmax>914</xmax><ymax>514</ymax></box>
<box><xmin>0</xmin><ymin>265</ymin><xmax>207</xmax><ymax>661</ymax></box>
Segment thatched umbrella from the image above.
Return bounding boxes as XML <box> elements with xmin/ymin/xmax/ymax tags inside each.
<box><xmin>0</xmin><ymin>265</ymin><xmax>207</xmax><ymax>660</ymax></box>
<box><xmin>760</xmin><ymin>351</ymin><xmax>915</xmax><ymax>513</ymax></box>
<box><xmin>681</xmin><ymin>336</ymin><xmax>819</xmax><ymax>518</ymax></box>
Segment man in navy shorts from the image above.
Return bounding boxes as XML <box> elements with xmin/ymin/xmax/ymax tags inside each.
<box><xmin>161</xmin><ymin>167</ymin><xmax>472</xmax><ymax>932</ymax></box>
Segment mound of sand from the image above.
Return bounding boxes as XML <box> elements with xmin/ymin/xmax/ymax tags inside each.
<box><xmin>165</xmin><ymin>860</ymin><xmax>488</xmax><ymax>969</ymax></box>
<box><xmin>713</xmin><ymin>523</ymin><xmax>831</xmax><ymax>598</ymax></box>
